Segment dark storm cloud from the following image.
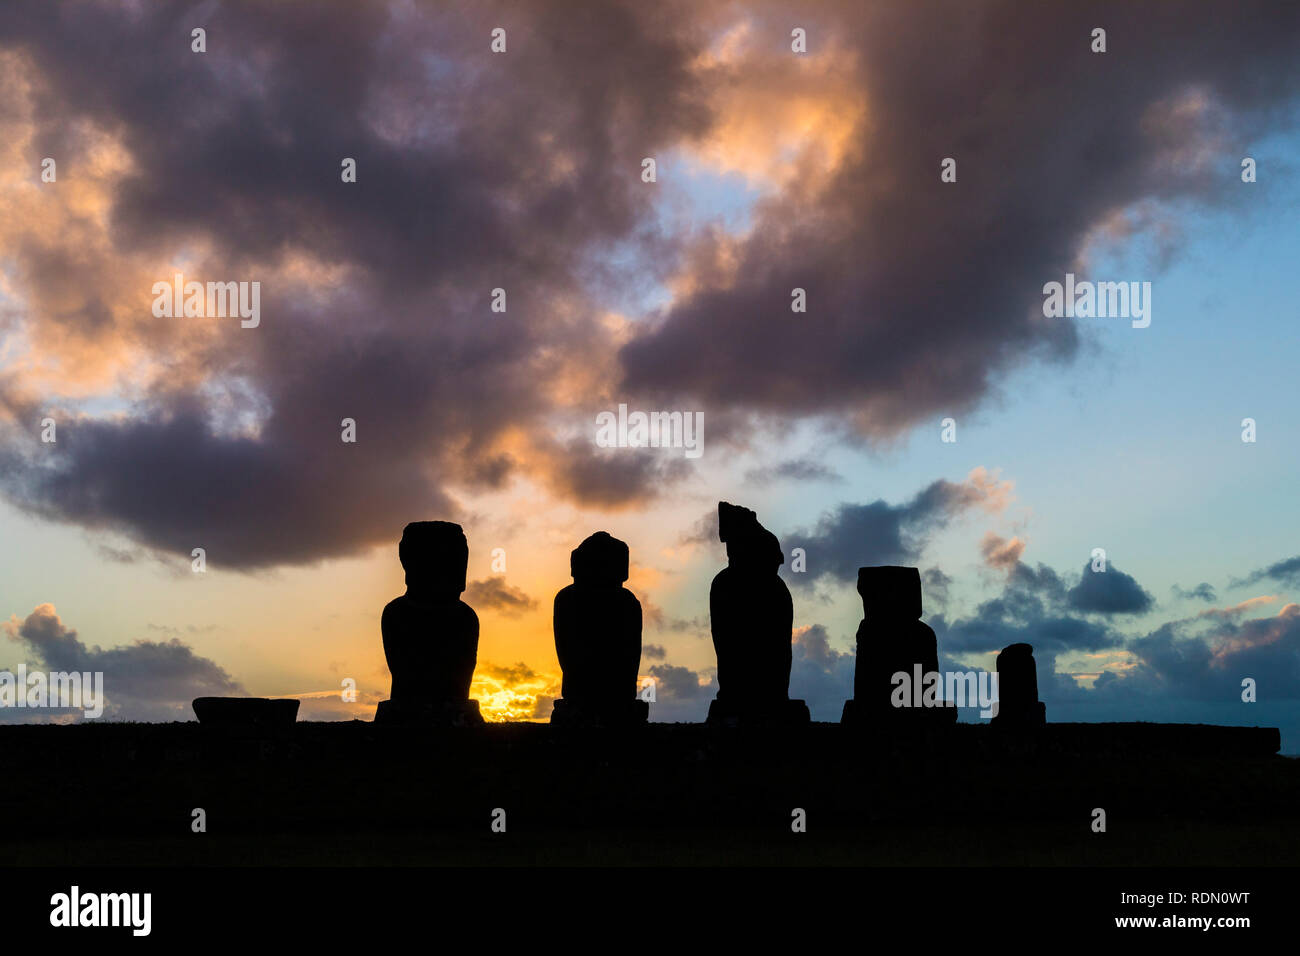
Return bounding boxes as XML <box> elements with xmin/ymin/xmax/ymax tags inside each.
<box><xmin>1066</xmin><ymin>561</ymin><xmax>1155</xmax><ymax>614</ymax></box>
<box><xmin>0</xmin><ymin>0</ymin><xmax>713</xmax><ymax>566</ymax></box>
<box><xmin>2</xmin><ymin>603</ymin><xmax>244</xmax><ymax>721</ymax></box>
<box><xmin>620</xmin><ymin>1</ymin><xmax>1300</xmax><ymax>431</ymax></box>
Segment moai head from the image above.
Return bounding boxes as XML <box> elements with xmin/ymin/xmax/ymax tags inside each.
<box><xmin>996</xmin><ymin>642</ymin><xmax>1039</xmax><ymax>696</ymax></box>
<box><xmin>856</xmin><ymin>566</ymin><xmax>922</xmax><ymax>619</ymax></box>
<box><xmin>718</xmin><ymin>501</ymin><xmax>783</xmax><ymax>572</ymax></box>
<box><xmin>398</xmin><ymin>521</ymin><xmax>468</xmax><ymax>599</ymax></box>
<box><xmin>570</xmin><ymin>531</ymin><xmax>629</xmax><ymax>586</ymax></box>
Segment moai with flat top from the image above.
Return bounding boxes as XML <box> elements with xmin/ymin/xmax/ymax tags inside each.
<box><xmin>842</xmin><ymin>566</ymin><xmax>955</xmax><ymax>726</ymax></box>
<box><xmin>707</xmin><ymin>501</ymin><xmax>809</xmax><ymax>727</ymax></box>
<box><xmin>991</xmin><ymin>642</ymin><xmax>1046</xmax><ymax>726</ymax></box>
<box><xmin>376</xmin><ymin>520</ymin><xmax>484</xmax><ymax>726</ymax></box>
<box><xmin>550</xmin><ymin>531</ymin><xmax>648</xmax><ymax>727</ymax></box>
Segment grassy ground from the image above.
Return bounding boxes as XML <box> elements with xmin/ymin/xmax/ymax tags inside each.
<box><xmin>3</xmin><ymin>721</ymin><xmax>1295</xmax><ymax>866</ymax></box>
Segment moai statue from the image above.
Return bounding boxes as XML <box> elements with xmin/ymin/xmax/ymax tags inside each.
<box><xmin>991</xmin><ymin>642</ymin><xmax>1046</xmax><ymax>726</ymax></box>
<box><xmin>550</xmin><ymin>531</ymin><xmax>648</xmax><ymax>727</ymax></box>
<box><xmin>375</xmin><ymin>521</ymin><xmax>484</xmax><ymax>726</ymax></box>
<box><xmin>842</xmin><ymin>566</ymin><xmax>955</xmax><ymax>727</ymax></box>
<box><xmin>707</xmin><ymin>502</ymin><xmax>809</xmax><ymax>727</ymax></box>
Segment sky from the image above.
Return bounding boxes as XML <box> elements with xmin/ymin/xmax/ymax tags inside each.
<box><xmin>0</xmin><ymin>0</ymin><xmax>1298</xmax><ymax>748</ymax></box>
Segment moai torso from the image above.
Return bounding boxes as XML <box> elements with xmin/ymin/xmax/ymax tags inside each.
<box><xmin>553</xmin><ymin>531</ymin><xmax>642</xmax><ymax>706</ymax></box>
<box><xmin>382</xmin><ymin>521</ymin><xmax>479</xmax><ymax>704</ymax></box>
<box><xmin>554</xmin><ymin>584</ymin><xmax>642</xmax><ymax>703</ymax></box>
<box><xmin>382</xmin><ymin>595</ymin><xmax>479</xmax><ymax>703</ymax></box>
<box><xmin>855</xmin><ymin>616</ymin><xmax>938</xmax><ymax>708</ymax></box>
<box><xmin>710</xmin><ymin>566</ymin><xmax>794</xmax><ymax>703</ymax></box>
<box><xmin>710</xmin><ymin>503</ymin><xmax>794</xmax><ymax>705</ymax></box>
<box><xmin>853</xmin><ymin>566</ymin><xmax>936</xmax><ymax>713</ymax></box>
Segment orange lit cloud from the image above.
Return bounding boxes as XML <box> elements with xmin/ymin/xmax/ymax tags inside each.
<box><xmin>980</xmin><ymin>532</ymin><xmax>1026</xmax><ymax>571</ymax></box>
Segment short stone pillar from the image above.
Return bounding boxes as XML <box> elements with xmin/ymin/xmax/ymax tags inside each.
<box><xmin>990</xmin><ymin>642</ymin><xmax>1046</xmax><ymax>726</ymax></box>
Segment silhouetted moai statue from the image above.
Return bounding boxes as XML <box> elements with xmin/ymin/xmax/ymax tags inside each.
<box><xmin>707</xmin><ymin>502</ymin><xmax>809</xmax><ymax>726</ymax></box>
<box><xmin>842</xmin><ymin>566</ymin><xmax>955</xmax><ymax>727</ymax></box>
<box><xmin>375</xmin><ymin>521</ymin><xmax>484</xmax><ymax>726</ymax></box>
<box><xmin>991</xmin><ymin>642</ymin><xmax>1046</xmax><ymax>726</ymax></box>
<box><xmin>550</xmin><ymin>531</ymin><xmax>648</xmax><ymax>727</ymax></box>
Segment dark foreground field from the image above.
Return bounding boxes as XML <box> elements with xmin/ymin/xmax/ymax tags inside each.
<box><xmin>5</xmin><ymin>721</ymin><xmax>1295</xmax><ymax>866</ymax></box>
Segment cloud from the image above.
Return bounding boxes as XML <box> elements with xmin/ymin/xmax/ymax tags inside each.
<box><xmin>0</xmin><ymin>0</ymin><xmax>715</xmax><ymax>567</ymax></box>
<box><xmin>2</xmin><ymin>2</ymin><xmax>1298</xmax><ymax>570</ymax></box>
<box><xmin>1235</xmin><ymin>554</ymin><xmax>1300</xmax><ymax>589</ymax></box>
<box><xmin>642</xmin><ymin>643</ymin><xmax>667</xmax><ymax>660</ymax></box>
<box><xmin>464</xmin><ymin>577</ymin><xmax>538</xmax><ymax>617</ymax></box>
<box><xmin>789</xmin><ymin>467</ymin><xmax>1013</xmax><ymax>586</ymax></box>
<box><xmin>640</xmin><ymin>659</ymin><xmax>717</xmax><ymax>722</ymax></box>
<box><xmin>619</xmin><ymin>0</ymin><xmax>1300</xmax><ymax>438</ymax></box>
<box><xmin>678</xmin><ymin>509</ymin><xmax>720</xmax><ymax>547</ymax></box>
<box><xmin>932</xmin><ymin>555</ymin><xmax>1300</xmax><ymax>748</ymax></box>
<box><xmin>1172</xmin><ymin>582</ymin><xmax>1218</xmax><ymax>602</ymax></box>
<box><xmin>1194</xmin><ymin>595</ymin><xmax>1278</xmax><ymax>622</ymax></box>
<box><xmin>933</xmin><ymin>558</ymin><xmax>1125</xmax><ymax>659</ymax></box>
<box><xmin>480</xmin><ymin>661</ymin><xmax>540</xmax><ymax>685</ymax></box>
<box><xmin>788</xmin><ymin>624</ymin><xmax>855</xmax><ymax>721</ymax></box>
<box><xmin>640</xmin><ymin>598</ymin><xmax>666</xmax><ymax>630</ymax></box>
<box><xmin>654</xmin><ymin>614</ymin><xmax>709</xmax><ymax>637</ymax></box>
<box><xmin>744</xmin><ymin>457</ymin><xmax>842</xmax><ymax>486</ymax></box>
<box><xmin>1089</xmin><ymin>603</ymin><xmax>1300</xmax><ymax>703</ymax></box>
<box><xmin>1</xmin><ymin>603</ymin><xmax>244</xmax><ymax>721</ymax></box>
<box><xmin>1066</xmin><ymin>561</ymin><xmax>1155</xmax><ymax>615</ymax></box>
<box><xmin>980</xmin><ymin>532</ymin><xmax>1025</xmax><ymax>571</ymax></box>
<box><xmin>647</xmin><ymin>663</ymin><xmax>707</xmax><ymax>700</ymax></box>
<box><xmin>920</xmin><ymin>567</ymin><xmax>953</xmax><ymax>609</ymax></box>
